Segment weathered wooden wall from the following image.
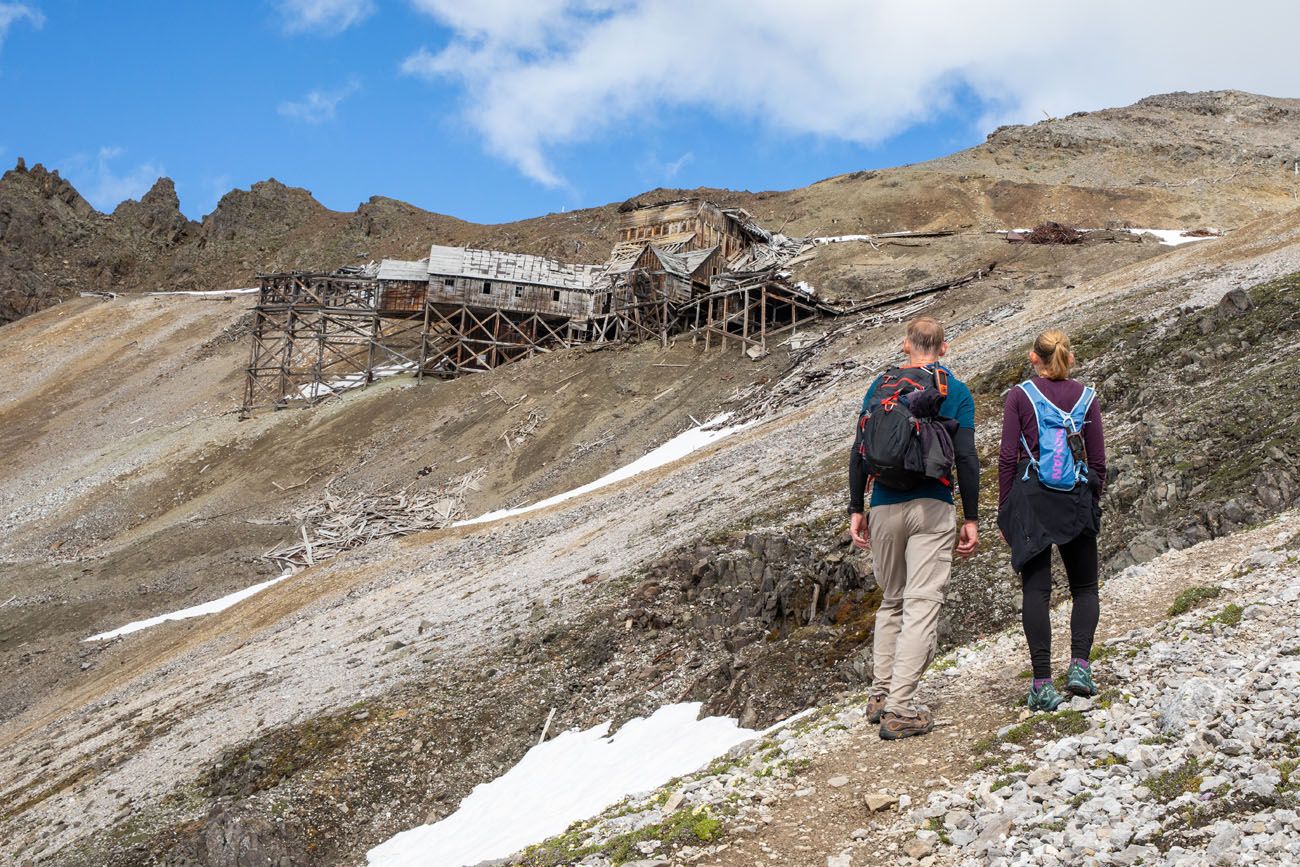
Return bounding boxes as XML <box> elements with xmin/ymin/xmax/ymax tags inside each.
<box><xmin>428</xmin><ymin>274</ymin><xmax>594</xmax><ymax>319</ymax></box>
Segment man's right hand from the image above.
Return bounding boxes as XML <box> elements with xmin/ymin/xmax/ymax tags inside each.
<box><xmin>850</xmin><ymin>512</ymin><xmax>870</xmax><ymax>550</ymax></box>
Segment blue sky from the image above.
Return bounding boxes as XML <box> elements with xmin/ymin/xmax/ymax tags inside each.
<box><xmin>4</xmin><ymin>1</ymin><xmax>1300</xmax><ymax>225</ymax></box>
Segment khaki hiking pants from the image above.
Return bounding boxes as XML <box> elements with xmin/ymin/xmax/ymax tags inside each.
<box><xmin>869</xmin><ymin>499</ymin><xmax>956</xmax><ymax>717</ymax></box>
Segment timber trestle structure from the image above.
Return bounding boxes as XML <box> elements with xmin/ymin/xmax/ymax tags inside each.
<box><xmin>241</xmin><ymin>273</ymin><xmax>820</xmax><ymax>414</ymax></box>
<box><xmin>238</xmin><ymin>198</ymin><xmax>992</xmax><ymax>414</ymax></box>
<box><xmin>239</xmin><ymin>264</ymin><xmax>991</xmax><ymax>415</ymax></box>
<box><xmin>420</xmin><ymin>303</ymin><xmax>581</xmax><ymax>376</ymax></box>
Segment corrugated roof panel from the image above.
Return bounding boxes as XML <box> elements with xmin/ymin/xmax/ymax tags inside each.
<box><xmin>377</xmin><ymin>258</ymin><xmax>429</xmax><ymax>282</ymax></box>
<box><xmin>651</xmin><ymin>247</ymin><xmax>691</xmax><ymax>279</ymax></box>
<box><xmin>427</xmin><ymin>245</ymin><xmax>466</xmax><ymax>276</ymax></box>
<box><xmin>425</xmin><ymin>244</ymin><xmax>600</xmax><ymax>292</ymax></box>
<box><xmin>680</xmin><ymin>246</ymin><xmax>719</xmax><ymax>273</ymax></box>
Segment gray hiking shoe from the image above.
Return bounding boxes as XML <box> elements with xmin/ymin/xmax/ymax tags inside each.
<box><xmin>865</xmin><ymin>693</ymin><xmax>887</xmax><ymax>724</ymax></box>
<box><xmin>1027</xmin><ymin>681</ymin><xmax>1065</xmax><ymax>712</ymax></box>
<box><xmin>879</xmin><ymin>709</ymin><xmax>934</xmax><ymax>740</ymax></box>
<box><xmin>1066</xmin><ymin>661</ymin><xmax>1099</xmax><ymax>697</ymax></box>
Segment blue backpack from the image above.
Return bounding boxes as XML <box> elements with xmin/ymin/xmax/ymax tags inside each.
<box><xmin>1018</xmin><ymin>381</ymin><xmax>1095</xmax><ymax>491</ymax></box>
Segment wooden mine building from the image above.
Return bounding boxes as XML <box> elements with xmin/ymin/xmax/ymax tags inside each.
<box><xmin>240</xmin><ymin>198</ymin><xmax>821</xmax><ymax>413</ymax></box>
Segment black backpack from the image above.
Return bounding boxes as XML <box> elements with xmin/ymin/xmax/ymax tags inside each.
<box><xmin>855</xmin><ymin>365</ymin><xmax>955</xmax><ymax>491</ymax></box>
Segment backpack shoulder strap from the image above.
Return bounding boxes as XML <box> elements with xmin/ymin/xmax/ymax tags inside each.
<box><xmin>1018</xmin><ymin>379</ymin><xmax>1047</xmax><ymax>404</ymax></box>
<box><xmin>1071</xmin><ymin>385</ymin><xmax>1096</xmax><ymax>419</ymax></box>
<box><xmin>933</xmin><ymin>365</ymin><xmax>949</xmax><ymax>397</ymax></box>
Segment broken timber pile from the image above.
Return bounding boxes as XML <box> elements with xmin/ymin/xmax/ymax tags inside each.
<box><xmin>264</xmin><ymin>469</ymin><xmax>485</xmax><ymax>570</ymax></box>
<box><xmin>1006</xmin><ymin>222</ymin><xmax>1083</xmax><ymax>245</ymax></box>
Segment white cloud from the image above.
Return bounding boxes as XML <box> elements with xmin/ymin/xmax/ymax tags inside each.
<box><xmin>0</xmin><ymin>3</ymin><xmax>44</xmax><ymax>52</ymax></box>
<box><xmin>62</xmin><ymin>146</ymin><xmax>165</xmax><ymax>212</ymax></box>
<box><xmin>278</xmin><ymin>80</ymin><xmax>360</xmax><ymax>124</ymax></box>
<box><xmin>637</xmin><ymin>150</ymin><xmax>693</xmax><ymax>185</ymax></box>
<box><xmin>403</xmin><ymin>0</ymin><xmax>1300</xmax><ymax>187</ymax></box>
<box><xmin>278</xmin><ymin>0</ymin><xmax>374</xmax><ymax>35</ymax></box>
<box><xmin>663</xmin><ymin>151</ymin><xmax>692</xmax><ymax>180</ymax></box>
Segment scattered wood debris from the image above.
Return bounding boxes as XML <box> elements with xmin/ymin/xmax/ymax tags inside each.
<box><xmin>264</xmin><ymin>469</ymin><xmax>485</xmax><ymax>570</ymax></box>
<box><xmin>502</xmin><ymin>410</ymin><xmax>543</xmax><ymax>451</ymax></box>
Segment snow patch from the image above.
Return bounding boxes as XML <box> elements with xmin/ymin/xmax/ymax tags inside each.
<box><xmin>84</xmin><ymin>569</ymin><xmax>295</xmax><ymax>641</ymax></box>
<box><xmin>365</xmin><ymin>702</ymin><xmax>757</xmax><ymax>867</ymax></box>
<box><xmin>1122</xmin><ymin>228</ymin><xmax>1219</xmax><ymax>246</ymax></box>
<box><xmin>812</xmin><ymin>234</ymin><xmax>875</xmax><ymax>245</ymax></box>
<box><xmin>147</xmin><ymin>287</ymin><xmax>260</xmax><ymax>296</ymax></box>
<box><xmin>297</xmin><ymin>363</ymin><xmax>417</xmax><ymax>399</ymax></box>
<box><xmin>452</xmin><ymin>414</ymin><xmax>754</xmax><ymax>527</ymax></box>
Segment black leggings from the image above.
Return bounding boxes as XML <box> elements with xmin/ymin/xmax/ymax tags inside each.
<box><xmin>1020</xmin><ymin>531</ymin><xmax>1099</xmax><ymax>679</ymax></box>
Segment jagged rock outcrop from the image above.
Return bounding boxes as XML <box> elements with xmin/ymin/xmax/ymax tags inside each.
<box><xmin>199</xmin><ymin>179</ymin><xmax>329</xmax><ymax>246</ymax></box>
<box><xmin>0</xmin><ymin>160</ymin><xmax>99</xmax><ymax>321</ymax></box>
<box><xmin>111</xmin><ymin>178</ymin><xmax>195</xmax><ymax>247</ymax></box>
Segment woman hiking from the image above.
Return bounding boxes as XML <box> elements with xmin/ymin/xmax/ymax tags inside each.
<box><xmin>998</xmin><ymin>329</ymin><xmax>1107</xmax><ymax>712</ymax></box>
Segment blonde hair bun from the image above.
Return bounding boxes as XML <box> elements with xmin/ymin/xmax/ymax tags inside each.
<box><xmin>1033</xmin><ymin>329</ymin><xmax>1074</xmax><ymax>380</ymax></box>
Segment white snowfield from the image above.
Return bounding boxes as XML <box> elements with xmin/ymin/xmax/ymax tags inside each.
<box><xmin>297</xmin><ymin>362</ymin><xmax>417</xmax><ymax>399</ymax></box>
<box><xmin>452</xmin><ymin>414</ymin><xmax>754</xmax><ymax>527</ymax></box>
<box><xmin>365</xmin><ymin>702</ymin><xmax>759</xmax><ymax>867</ymax></box>
<box><xmin>1122</xmin><ymin>227</ymin><xmax>1219</xmax><ymax>246</ymax></box>
<box><xmin>146</xmin><ymin>287</ymin><xmax>260</xmax><ymax>296</ymax></box>
<box><xmin>82</xmin><ymin>416</ymin><xmax>751</xmax><ymax>640</ymax></box>
<box><xmin>83</xmin><ymin>569</ymin><xmax>295</xmax><ymax>641</ymax></box>
<box><xmin>811</xmin><ymin>234</ymin><xmax>875</xmax><ymax>245</ymax></box>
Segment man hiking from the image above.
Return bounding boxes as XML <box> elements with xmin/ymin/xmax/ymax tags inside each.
<box><xmin>848</xmin><ymin>316</ymin><xmax>980</xmax><ymax>740</ymax></box>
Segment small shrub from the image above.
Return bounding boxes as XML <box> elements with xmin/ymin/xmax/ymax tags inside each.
<box><xmin>1279</xmin><ymin>759</ymin><xmax>1299</xmax><ymax>792</ymax></box>
<box><xmin>1000</xmin><ymin>723</ymin><xmax>1034</xmax><ymax>744</ymax></box>
<box><xmin>1145</xmin><ymin>758</ymin><xmax>1203</xmax><ymax>802</ymax></box>
<box><xmin>1168</xmin><ymin>586</ymin><xmax>1222</xmax><ymax>616</ymax></box>
<box><xmin>1213</xmin><ymin>603</ymin><xmax>1244</xmax><ymax>627</ymax></box>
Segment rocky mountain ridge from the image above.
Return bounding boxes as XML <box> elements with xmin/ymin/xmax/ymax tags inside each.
<box><xmin>6</xmin><ymin>89</ymin><xmax>1300</xmax><ymax>324</ymax></box>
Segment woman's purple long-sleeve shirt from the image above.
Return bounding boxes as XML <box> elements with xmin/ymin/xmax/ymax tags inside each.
<box><xmin>999</xmin><ymin>376</ymin><xmax>1107</xmax><ymax>508</ymax></box>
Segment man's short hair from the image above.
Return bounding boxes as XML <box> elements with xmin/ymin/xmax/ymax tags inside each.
<box><xmin>906</xmin><ymin>316</ymin><xmax>945</xmax><ymax>354</ymax></box>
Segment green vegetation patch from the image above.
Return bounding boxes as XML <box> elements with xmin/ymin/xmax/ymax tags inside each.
<box><xmin>199</xmin><ymin>704</ymin><xmax>370</xmax><ymax>799</ymax></box>
<box><xmin>1144</xmin><ymin>758</ymin><xmax>1204</xmax><ymax>803</ymax></box>
<box><xmin>1278</xmin><ymin>759</ymin><xmax>1299</xmax><ymax>793</ymax></box>
<box><xmin>1211</xmin><ymin>603</ymin><xmax>1243</xmax><ymax>628</ymax></box>
<box><xmin>930</xmin><ymin>656</ymin><xmax>957</xmax><ymax>672</ymax></box>
<box><xmin>520</xmin><ymin>806</ymin><xmax>727</xmax><ymax>866</ymax></box>
<box><xmin>1168</xmin><ymin>586</ymin><xmax>1223</xmax><ymax>616</ymax></box>
<box><xmin>924</xmin><ymin>817</ymin><xmax>953</xmax><ymax>845</ymax></box>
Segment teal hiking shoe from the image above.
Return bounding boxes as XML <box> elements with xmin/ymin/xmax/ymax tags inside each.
<box><xmin>1066</xmin><ymin>661</ymin><xmax>1099</xmax><ymax>697</ymax></box>
<box><xmin>1027</xmin><ymin>681</ymin><xmax>1065</xmax><ymax>712</ymax></box>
